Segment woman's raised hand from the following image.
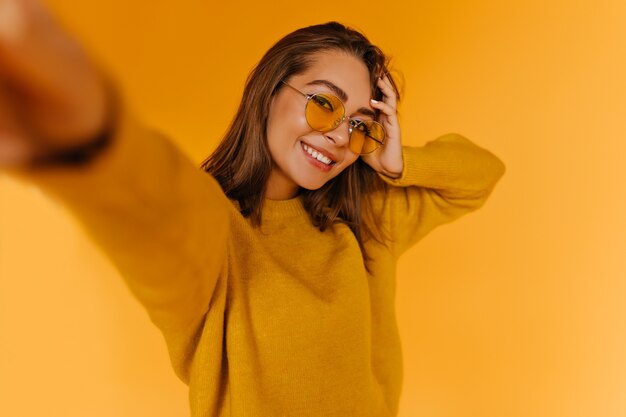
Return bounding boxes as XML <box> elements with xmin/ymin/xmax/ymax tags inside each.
<box><xmin>0</xmin><ymin>0</ymin><xmax>111</xmax><ymax>168</ymax></box>
<box><xmin>361</xmin><ymin>74</ymin><xmax>404</xmax><ymax>178</ymax></box>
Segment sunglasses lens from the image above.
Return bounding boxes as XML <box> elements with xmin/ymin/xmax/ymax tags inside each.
<box><xmin>305</xmin><ymin>93</ymin><xmax>345</xmax><ymax>131</ymax></box>
<box><xmin>303</xmin><ymin>92</ymin><xmax>386</xmax><ymax>155</ymax></box>
<box><xmin>349</xmin><ymin>120</ymin><xmax>385</xmax><ymax>154</ymax></box>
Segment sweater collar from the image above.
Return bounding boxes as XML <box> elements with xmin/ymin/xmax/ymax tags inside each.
<box><xmin>230</xmin><ymin>194</ymin><xmax>309</xmax><ymax>222</ymax></box>
<box><xmin>262</xmin><ymin>194</ymin><xmax>308</xmax><ymax>221</ymax></box>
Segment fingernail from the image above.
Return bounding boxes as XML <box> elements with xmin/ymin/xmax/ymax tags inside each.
<box><xmin>371</xmin><ymin>99</ymin><xmax>378</xmax><ymax>103</ymax></box>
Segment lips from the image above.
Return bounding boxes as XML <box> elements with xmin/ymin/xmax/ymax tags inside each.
<box><xmin>300</xmin><ymin>142</ymin><xmax>334</xmax><ymax>172</ymax></box>
<box><xmin>301</xmin><ymin>141</ymin><xmax>338</xmax><ymax>163</ymax></box>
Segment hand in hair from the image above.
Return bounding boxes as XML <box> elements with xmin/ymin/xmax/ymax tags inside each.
<box><xmin>0</xmin><ymin>0</ymin><xmax>113</xmax><ymax>168</ymax></box>
<box><xmin>361</xmin><ymin>74</ymin><xmax>404</xmax><ymax>178</ymax></box>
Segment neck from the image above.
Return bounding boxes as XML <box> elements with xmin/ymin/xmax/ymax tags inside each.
<box><xmin>266</xmin><ymin>166</ymin><xmax>300</xmax><ymax>200</ymax></box>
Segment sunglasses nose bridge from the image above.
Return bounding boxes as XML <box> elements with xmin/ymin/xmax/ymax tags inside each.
<box><xmin>334</xmin><ymin>114</ymin><xmax>349</xmax><ymax>129</ymax></box>
<box><xmin>323</xmin><ymin>114</ymin><xmax>353</xmax><ymax>148</ymax></box>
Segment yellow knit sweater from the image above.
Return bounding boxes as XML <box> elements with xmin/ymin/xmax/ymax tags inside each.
<box><xmin>9</xmin><ymin>107</ymin><xmax>505</xmax><ymax>416</ymax></box>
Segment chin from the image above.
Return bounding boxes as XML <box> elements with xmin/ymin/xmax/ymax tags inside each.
<box><xmin>296</xmin><ymin>164</ymin><xmax>349</xmax><ymax>191</ymax></box>
<box><xmin>296</xmin><ymin>178</ymin><xmax>327</xmax><ymax>191</ymax></box>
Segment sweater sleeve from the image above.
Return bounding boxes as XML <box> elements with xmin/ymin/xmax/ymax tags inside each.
<box><xmin>4</xmin><ymin>100</ymin><xmax>231</xmax><ymax>380</ymax></box>
<box><xmin>376</xmin><ymin>133</ymin><xmax>506</xmax><ymax>258</ymax></box>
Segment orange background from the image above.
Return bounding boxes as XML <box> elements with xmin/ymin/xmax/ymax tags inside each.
<box><xmin>1</xmin><ymin>1</ymin><xmax>625</xmax><ymax>416</ymax></box>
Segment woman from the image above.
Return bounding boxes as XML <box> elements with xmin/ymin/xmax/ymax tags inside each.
<box><xmin>0</xmin><ymin>1</ymin><xmax>506</xmax><ymax>416</ymax></box>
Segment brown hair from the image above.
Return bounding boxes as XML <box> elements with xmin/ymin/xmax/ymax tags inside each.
<box><xmin>200</xmin><ymin>21</ymin><xmax>402</xmax><ymax>271</ymax></box>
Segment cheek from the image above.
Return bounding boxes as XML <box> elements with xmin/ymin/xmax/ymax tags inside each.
<box><xmin>345</xmin><ymin>151</ymin><xmax>361</xmax><ymax>166</ymax></box>
<box><xmin>334</xmin><ymin>154</ymin><xmax>360</xmax><ymax>175</ymax></box>
<box><xmin>267</xmin><ymin>99</ymin><xmax>307</xmax><ymax>150</ymax></box>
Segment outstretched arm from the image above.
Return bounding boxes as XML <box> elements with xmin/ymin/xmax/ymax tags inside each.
<box><xmin>0</xmin><ymin>0</ymin><xmax>232</xmax><ymax>381</ymax></box>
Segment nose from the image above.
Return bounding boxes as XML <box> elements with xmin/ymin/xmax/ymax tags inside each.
<box><xmin>323</xmin><ymin>116</ymin><xmax>351</xmax><ymax>148</ymax></box>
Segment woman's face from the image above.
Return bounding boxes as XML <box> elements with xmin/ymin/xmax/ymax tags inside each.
<box><xmin>265</xmin><ymin>49</ymin><xmax>375</xmax><ymax>200</ymax></box>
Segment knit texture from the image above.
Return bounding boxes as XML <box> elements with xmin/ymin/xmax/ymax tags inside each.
<box><xmin>8</xmin><ymin>106</ymin><xmax>506</xmax><ymax>416</ymax></box>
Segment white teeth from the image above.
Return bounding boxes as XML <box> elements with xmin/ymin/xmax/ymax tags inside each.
<box><xmin>318</xmin><ymin>154</ymin><xmax>331</xmax><ymax>164</ymax></box>
<box><xmin>303</xmin><ymin>143</ymin><xmax>333</xmax><ymax>165</ymax></box>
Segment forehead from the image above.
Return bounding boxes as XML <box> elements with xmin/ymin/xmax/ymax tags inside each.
<box><xmin>292</xmin><ymin>50</ymin><xmax>372</xmax><ymax>106</ymax></box>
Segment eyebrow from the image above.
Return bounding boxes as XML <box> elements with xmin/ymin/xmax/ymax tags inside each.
<box><xmin>305</xmin><ymin>79</ymin><xmax>377</xmax><ymax>119</ymax></box>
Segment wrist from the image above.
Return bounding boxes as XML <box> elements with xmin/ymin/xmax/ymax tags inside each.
<box><xmin>27</xmin><ymin>77</ymin><xmax>119</xmax><ymax>168</ymax></box>
<box><xmin>29</xmin><ymin>123</ymin><xmax>114</xmax><ymax>167</ymax></box>
<box><xmin>380</xmin><ymin>171</ymin><xmax>401</xmax><ymax>180</ymax></box>
<box><xmin>380</xmin><ymin>167</ymin><xmax>402</xmax><ymax>179</ymax></box>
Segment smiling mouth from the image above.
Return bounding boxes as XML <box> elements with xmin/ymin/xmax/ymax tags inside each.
<box><xmin>298</xmin><ymin>142</ymin><xmax>338</xmax><ymax>174</ymax></box>
<box><xmin>301</xmin><ymin>142</ymin><xmax>337</xmax><ymax>166</ymax></box>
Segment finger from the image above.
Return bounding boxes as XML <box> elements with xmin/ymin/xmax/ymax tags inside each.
<box><xmin>378</xmin><ymin>75</ymin><xmax>396</xmax><ymax>100</ymax></box>
<box><xmin>370</xmin><ymin>98</ymin><xmax>396</xmax><ymax>119</ymax></box>
<box><xmin>376</xmin><ymin>76</ymin><xmax>397</xmax><ymax>108</ymax></box>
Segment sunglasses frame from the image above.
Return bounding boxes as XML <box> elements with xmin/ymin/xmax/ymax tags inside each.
<box><xmin>280</xmin><ymin>81</ymin><xmax>385</xmax><ymax>155</ymax></box>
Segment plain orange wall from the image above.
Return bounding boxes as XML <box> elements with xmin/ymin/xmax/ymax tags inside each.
<box><xmin>1</xmin><ymin>1</ymin><xmax>625</xmax><ymax>416</ymax></box>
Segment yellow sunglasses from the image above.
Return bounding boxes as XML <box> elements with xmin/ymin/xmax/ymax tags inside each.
<box><xmin>281</xmin><ymin>81</ymin><xmax>386</xmax><ymax>155</ymax></box>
